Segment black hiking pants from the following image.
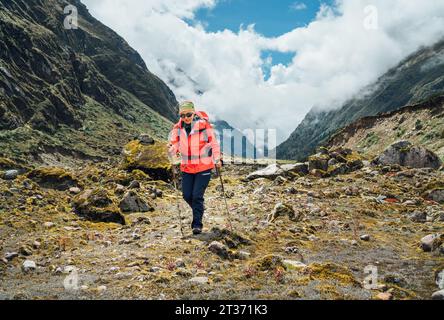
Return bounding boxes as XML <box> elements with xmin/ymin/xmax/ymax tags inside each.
<box><xmin>182</xmin><ymin>169</ymin><xmax>212</xmax><ymax>230</ymax></box>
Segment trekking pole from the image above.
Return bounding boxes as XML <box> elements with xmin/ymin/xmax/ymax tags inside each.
<box><xmin>171</xmin><ymin>164</ymin><xmax>185</xmax><ymax>237</ymax></box>
<box><xmin>215</xmin><ymin>165</ymin><xmax>234</xmax><ymax>232</ymax></box>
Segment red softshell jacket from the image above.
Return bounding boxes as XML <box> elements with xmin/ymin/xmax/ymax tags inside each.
<box><xmin>169</xmin><ymin>111</ymin><xmax>221</xmax><ymax>174</ymax></box>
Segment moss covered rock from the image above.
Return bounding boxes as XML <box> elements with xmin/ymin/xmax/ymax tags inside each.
<box><xmin>27</xmin><ymin>167</ymin><xmax>79</xmax><ymax>191</ymax></box>
<box><xmin>251</xmin><ymin>255</ymin><xmax>286</xmax><ymax>272</ymax></box>
<box><xmin>373</xmin><ymin>140</ymin><xmax>442</xmax><ymax>169</ymax></box>
<box><xmin>307</xmin><ymin>262</ymin><xmax>361</xmax><ymax>287</ymax></box>
<box><xmin>308</xmin><ymin>154</ymin><xmax>330</xmax><ymax>172</ymax></box>
<box><xmin>121</xmin><ymin>140</ymin><xmax>171</xmax><ymax>181</ymax></box>
<box><xmin>72</xmin><ymin>188</ymin><xmax>125</xmax><ymax>225</ymax></box>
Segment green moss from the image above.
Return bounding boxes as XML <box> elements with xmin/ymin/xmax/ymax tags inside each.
<box><xmin>396</xmin><ymin>128</ymin><xmax>406</xmax><ymax>138</ymax></box>
<box><xmin>307</xmin><ymin>262</ymin><xmax>361</xmax><ymax>287</ymax></box>
<box><xmin>309</xmin><ymin>154</ymin><xmax>330</xmax><ymax>161</ymax></box>
<box><xmin>360</xmin><ymin>132</ymin><xmax>380</xmax><ymax>148</ymax></box>
<box><xmin>0</xmin><ymin>157</ymin><xmax>15</xmax><ymax>169</ymax></box>
<box><xmin>121</xmin><ymin>140</ymin><xmax>171</xmax><ymax>181</ymax></box>
<box><xmin>131</xmin><ymin>169</ymin><xmax>150</xmax><ymax>181</ymax></box>
<box><xmin>27</xmin><ymin>167</ymin><xmax>79</xmax><ymax>190</ymax></box>
<box><xmin>250</xmin><ymin>255</ymin><xmax>285</xmax><ymax>272</ymax></box>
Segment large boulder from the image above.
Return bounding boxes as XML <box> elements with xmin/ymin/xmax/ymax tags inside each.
<box><xmin>27</xmin><ymin>167</ymin><xmax>79</xmax><ymax>191</ymax></box>
<box><xmin>308</xmin><ymin>153</ymin><xmax>330</xmax><ymax>172</ymax></box>
<box><xmin>373</xmin><ymin>141</ymin><xmax>442</xmax><ymax>169</ymax></box>
<box><xmin>121</xmin><ymin>138</ymin><xmax>171</xmax><ymax>181</ymax></box>
<box><xmin>281</xmin><ymin>163</ymin><xmax>309</xmax><ymax>176</ymax></box>
<box><xmin>72</xmin><ymin>189</ymin><xmax>125</xmax><ymax>225</ymax></box>
<box><xmin>306</xmin><ymin>148</ymin><xmax>364</xmax><ymax>178</ymax></box>
<box><xmin>246</xmin><ymin>162</ymin><xmax>309</xmax><ymax>181</ymax></box>
<box><xmin>245</xmin><ymin>164</ymin><xmax>284</xmax><ymax>181</ymax></box>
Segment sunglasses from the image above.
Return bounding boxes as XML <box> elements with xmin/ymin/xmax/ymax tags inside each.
<box><xmin>180</xmin><ymin>113</ymin><xmax>194</xmax><ymax>119</ymax></box>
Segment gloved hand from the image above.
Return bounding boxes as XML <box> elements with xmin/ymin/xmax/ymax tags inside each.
<box><xmin>215</xmin><ymin>158</ymin><xmax>223</xmax><ymax>169</ymax></box>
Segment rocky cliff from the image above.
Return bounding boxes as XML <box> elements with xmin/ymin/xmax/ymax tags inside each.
<box><xmin>326</xmin><ymin>95</ymin><xmax>444</xmax><ymax>162</ymax></box>
<box><xmin>0</xmin><ymin>0</ymin><xmax>177</xmax><ymax>164</ymax></box>
<box><xmin>277</xmin><ymin>38</ymin><xmax>444</xmax><ymax>161</ymax></box>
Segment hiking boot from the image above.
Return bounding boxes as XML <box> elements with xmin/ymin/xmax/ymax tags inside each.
<box><xmin>192</xmin><ymin>228</ymin><xmax>202</xmax><ymax>235</ymax></box>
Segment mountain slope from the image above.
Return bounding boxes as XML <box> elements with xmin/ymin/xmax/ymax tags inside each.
<box><xmin>277</xmin><ymin>38</ymin><xmax>444</xmax><ymax>161</ymax></box>
<box><xmin>0</xmin><ymin>0</ymin><xmax>177</xmax><ymax>164</ymax></box>
<box><xmin>326</xmin><ymin>95</ymin><xmax>444</xmax><ymax>161</ymax></box>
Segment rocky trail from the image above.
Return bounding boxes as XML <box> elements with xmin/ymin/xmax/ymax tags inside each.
<box><xmin>1</xmin><ymin>139</ymin><xmax>444</xmax><ymax>300</ymax></box>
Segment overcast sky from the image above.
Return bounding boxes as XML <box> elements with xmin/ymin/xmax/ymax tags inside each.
<box><xmin>82</xmin><ymin>0</ymin><xmax>444</xmax><ymax>143</ymax></box>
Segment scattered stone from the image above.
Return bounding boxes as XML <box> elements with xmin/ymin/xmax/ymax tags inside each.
<box><xmin>97</xmin><ymin>286</ymin><xmax>107</xmax><ymax>294</ymax></box>
<box><xmin>237</xmin><ymin>251</ymin><xmax>251</xmax><ymax>260</ymax></box>
<box><xmin>22</xmin><ymin>260</ymin><xmax>36</xmax><ymax>272</ymax></box>
<box><xmin>384</xmin><ymin>274</ymin><xmax>407</xmax><ymax>288</ymax></box>
<box><xmin>328</xmin><ymin>158</ymin><xmax>338</xmax><ymax>166</ymax></box>
<box><xmin>408</xmin><ymin>211</ymin><xmax>427</xmax><ymax>223</ymax></box>
<box><xmin>131</xmin><ymin>216</ymin><xmax>151</xmax><ymax>226</ymax></box>
<box><xmin>189</xmin><ymin>277</ymin><xmax>209</xmax><ymax>285</ymax></box>
<box><xmin>175</xmin><ymin>258</ymin><xmax>186</xmax><ymax>268</ymax></box>
<box><xmin>43</xmin><ymin>222</ymin><xmax>55</xmax><ymax>228</ymax></box>
<box><xmin>272</xmin><ymin>175</ymin><xmax>287</xmax><ymax>186</ymax></box>
<box><xmin>19</xmin><ymin>245</ymin><xmax>33</xmax><ymax>256</ymax></box>
<box><xmin>138</xmin><ymin>134</ymin><xmax>155</xmax><ymax>145</ymax></box>
<box><xmin>403</xmin><ymin>200</ymin><xmax>418</xmax><ymax>206</ymax></box>
<box><xmin>373</xmin><ymin>140</ymin><xmax>442</xmax><ymax>169</ymax></box>
<box><xmin>436</xmin><ymin>270</ymin><xmax>444</xmax><ymax>290</ymax></box>
<box><xmin>5</xmin><ymin>252</ymin><xmax>19</xmax><ymax>261</ymax></box>
<box><xmin>208</xmin><ymin>241</ymin><xmax>231</xmax><ymax>260</ymax></box>
<box><xmin>3</xmin><ymin>170</ymin><xmax>19</xmax><ymax>180</ymax></box>
<box><xmin>420</xmin><ymin>234</ymin><xmax>443</xmax><ymax>252</ymax></box>
<box><xmin>69</xmin><ymin>187</ymin><xmax>81</xmax><ymax>194</ymax></box>
<box><xmin>284</xmin><ymin>246</ymin><xmax>299</xmax><ymax>254</ymax></box>
<box><xmin>209</xmin><ymin>227</ymin><xmax>252</xmax><ymax>249</ymax></box>
<box><xmin>119</xmin><ymin>190</ymin><xmax>153</xmax><ymax>213</ymax></box>
<box><xmin>283</xmin><ymin>260</ymin><xmax>307</xmax><ymax>270</ymax></box>
<box><xmin>376</xmin><ymin>292</ymin><xmax>393</xmax><ymax>300</ymax></box>
<box><xmin>150</xmin><ymin>267</ymin><xmax>161</xmax><ymax>273</ymax></box>
<box><xmin>175</xmin><ymin>268</ymin><xmax>192</xmax><ymax>278</ymax></box>
<box><xmin>115</xmin><ymin>184</ymin><xmax>126</xmax><ymax>194</ymax></box>
<box><xmin>431</xmin><ymin>290</ymin><xmax>444</xmax><ymax>300</ymax></box>
<box><xmin>128</xmin><ymin>180</ymin><xmax>140</xmax><ymax>189</ymax></box>
<box><xmin>63</xmin><ymin>266</ymin><xmax>76</xmax><ymax>274</ymax></box>
<box><xmin>360</xmin><ymin>235</ymin><xmax>370</xmax><ymax>241</ymax></box>
<box><xmin>268</xmin><ymin>203</ymin><xmax>301</xmax><ymax>223</ymax></box>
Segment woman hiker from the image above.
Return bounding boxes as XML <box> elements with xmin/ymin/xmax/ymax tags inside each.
<box><xmin>168</xmin><ymin>101</ymin><xmax>222</xmax><ymax>235</ymax></box>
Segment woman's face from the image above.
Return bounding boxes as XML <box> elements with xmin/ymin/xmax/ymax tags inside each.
<box><xmin>180</xmin><ymin>111</ymin><xmax>194</xmax><ymax>125</ymax></box>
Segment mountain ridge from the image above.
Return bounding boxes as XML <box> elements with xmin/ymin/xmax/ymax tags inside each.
<box><xmin>0</xmin><ymin>0</ymin><xmax>178</xmax><ymax>164</ymax></box>
<box><xmin>277</xmin><ymin>38</ymin><xmax>444</xmax><ymax>161</ymax></box>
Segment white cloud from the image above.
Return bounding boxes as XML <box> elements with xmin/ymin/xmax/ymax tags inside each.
<box><xmin>290</xmin><ymin>2</ymin><xmax>307</xmax><ymax>11</ymax></box>
<box><xmin>82</xmin><ymin>0</ymin><xmax>444</xmax><ymax>143</ymax></box>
